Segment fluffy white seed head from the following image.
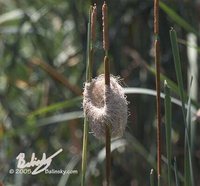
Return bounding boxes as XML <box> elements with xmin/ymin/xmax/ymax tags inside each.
<box><xmin>83</xmin><ymin>74</ymin><xmax>128</xmax><ymax>140</ymax></box>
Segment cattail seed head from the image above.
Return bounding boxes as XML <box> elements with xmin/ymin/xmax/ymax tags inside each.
<box><xmin>91</xmin><ymin>4</ymin><xmax>97</xmax><ymax>43</ymax></box>
<box><xmin>83</xmin><ymin>74</ymin><xmax>128</xmax><ymax>140</ymax></box>
<box><xmin>102</xmin><ymin>2</ymin><xmax>109</xmax><ymax>51</ymax></box>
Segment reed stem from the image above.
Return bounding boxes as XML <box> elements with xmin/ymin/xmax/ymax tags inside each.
<box><xmin>154</xmin><ymin>0</ymin><xmax>161</xmax><ymax>182</ymax></box>
<box><xmin>81</xmin><ymin>6</ymin><xmax>94</xmax><ymax>186</ymax></box>
<box><xmin>103</xmin><ymin>2</ymin><xmax>111</xmax><ymax>186</ymax></box>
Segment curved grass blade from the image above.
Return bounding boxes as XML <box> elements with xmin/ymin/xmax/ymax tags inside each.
<box><xmin>58</xmin><ymin>156</ymin><xmax>80</xmax><ymax>186</ymax></box>
<box><xmin>28</xmin><ymin>97</ymin><xmax>82</xmax><ymax>118</ymax></box>
<box><xmin>160</xmin><ymin>2</ymin><xmax>199</xmax><ymax>37</ymax></box>
<box><xmin>146</xmin><ymin>64</ymin><xmax>199</xmax><ymax>108</ymax></box>
<box><xmin>124</xmin><ymin>88</ymin><xmax>197</xmax><ymax>113</ymax></box>
<box><xmin>36</xmin><ymin>111</ymin><xmax>83</xmax><ymax>126</ymax></box>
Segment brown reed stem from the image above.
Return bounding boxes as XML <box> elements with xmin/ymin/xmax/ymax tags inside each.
<box><xmin>154</xmin><ymin>0</ymin><xmax>161</xmax><ymax>181</ymax></box>
<box><xmin>104</xmin><ymin>56</ymin><xmax>110</xmax><ymax>86</ymax></box>
<box><xmin>103</xmin><ymin>2</ymin><xmax>111</xmax><ymax>186</ymax></box>
<box><xmin>104</xmin><ymin>56</ymin><xmax>111</xmax><ymax>186</ymax></box>
<box><xmin>105</xmin><ymin>124</ymin><xmax>111</xmax><ymax>186</ymax></box>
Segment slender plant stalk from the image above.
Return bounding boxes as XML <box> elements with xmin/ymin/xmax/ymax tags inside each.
<box><xmin>185</xmin><ymin>77</ymin><xmax>194</xmax><ymax>186</ymax></box>
<box><xmin>81</xmin><ymin>6</ymin><xmax>94</xmax><ymax>186</ymax></box>
<box><xmin>105</xmin><ymin>124</ymin><xmax>111</xmax><ymax>186</ymax></box>
<box><xmin>81</xmin><ymin>118</ymin><xmax>89</xmax><ymax>186</ymax></box>
<box><xmin>164</xmin><ymin>81</ymin><xmax>172</xmax><ymax>186</ymax></box>
<box><xmin>104</xmin><ymin>56</ymin><xmax>110</xmax><ymax>85</ymax></box>
<box><xmin>174</xmin><ymin>157</ymin><xmax>180</xmax><ymax>186</ymax></box>
<box><xmin>150</xmin><ymin>169</ymin><xmax>155</xmax><ymax>186</ymax></box>
<box><xmin>154</xmin><ymin>0</ymin><xmax>161</xmax><ymax>182</ymax></box>
<box><xmin>104</xmin><ymin>56</ymin><xmax>111</xmax><ymax>186</ymax></box>
<box><xmin>103</xmin><ymin>2</ymin><xmax>111</xmax><ymax>186</ymax></box>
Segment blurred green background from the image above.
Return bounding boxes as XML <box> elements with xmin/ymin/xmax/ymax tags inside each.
<box><xmin>0</xmin><ymin>0</ymin><xmax>200</xmax><ymax>185</ymax></box>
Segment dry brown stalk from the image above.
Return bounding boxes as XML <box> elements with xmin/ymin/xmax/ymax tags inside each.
<box><xmin>154</xmin><ymin>0</ymin><xmax>161</xmax><ymax>180</ymax></box>
<box><xmin>104</xmin><ymin>56</ymin><xmax>110</xmax><ymax>86</ymax></box>
<box><xmin>31</xmin><ymin>58</ymin><xmax>82</xmax><ymax>95</ymax></box>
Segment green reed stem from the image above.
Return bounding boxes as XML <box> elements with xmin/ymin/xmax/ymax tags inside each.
<box><xmin>81</xmin><ymin>6</ymin><xmax>92</xmax><ymax>186</ymax></box>
<box><xmin>164</xmin><ymin>81</ymin><xmax>172</xmax><ymax>186</ymax></box>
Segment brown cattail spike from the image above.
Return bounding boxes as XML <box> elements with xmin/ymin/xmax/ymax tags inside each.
<box><xmin>102</xmin><ymin>2</ymin><xmax>109</xmax><ymax>51</ymax></box>
<box><xmin>154</xmin><ymin>0</ymin><xmax>159</xmax><ymax>35</ymax></box>
<box><xmin>91</xmin><ymin>4</ymin><xmax>97</xmax><ymax>43</ymax></box>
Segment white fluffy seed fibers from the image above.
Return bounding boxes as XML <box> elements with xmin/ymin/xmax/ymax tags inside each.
<box><xmin>83</xmin><ymin>74</ymin><xmax>128</xmax><ymax>140</ymax></box>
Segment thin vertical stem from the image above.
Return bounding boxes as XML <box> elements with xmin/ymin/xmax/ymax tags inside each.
<box><xmin>104</xmin><ymin>57</ymin><xmax>111</xmax><ymax>186</ymax></box>
<box><xmin>103</xmin><ymin>2</ymin><xmax>111</xmax><ymax>186</ymax></box>
<box><xmin>105</xmin><ymin>124</ymin><xmax>111</xmax><ymax>186</ymax></box>
<box><xmin>174</xmin><ymin>157</ymin><xmax>180</xmax><ymax>186</ymax></box>
<box><xmin>81</xmin><ymin>6</ymin><xmax>93</xmax><ymax>186</ymax></box>
<box><xmin>154</xmin><ymin>0</ymin><xmax>161</xmax><ymax>182</ymax></box>
<box><xmin>104</xmin><ymin>56</ymin><xmax>111</xmax><ymax>186</ymax></box>
<box><xmin>164</xmin><ymin>80</ymin><xmax>172</xmax><ymax>186</ymax></box>
<box><xmin>150</xmin><ymin>169</ymin><xmax>155</xmax><ymax>186</ymax></box>
<box><xmin>104</xmin><ymin>56</ymin><xmax>110</xmax><ymax>86</ymax></box>
<box><xmin>81</xmin><ymin>118</ymin><xmax>89</xmax><ymax>186</ymax></box>
<box><xmin>155</xmin><ymin>39</ymin><xmax>161</xmax><ymax>177</ymax></box>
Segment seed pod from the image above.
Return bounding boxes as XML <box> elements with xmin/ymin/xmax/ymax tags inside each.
<box><xmin>83</xmin><ymin>74</ymin><xmax>128</xmax><ymax>140</ymax></box>
<box><xmin>91</xmin><ymin>4</ymin><xmax>97</xmax><ymax>43</ymax></box>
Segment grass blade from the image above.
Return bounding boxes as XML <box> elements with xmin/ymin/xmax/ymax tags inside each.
<box><xmin>184</xmin><ymin>77</ymin><xmax>194</xmax><ymax>186</ymax></box>
<box><xmin>160</xmin><ymin>2</ymin><xmax>199</xmax><ymax>37</ymax></box>
<box><xmin>169</xmin><ymin>28</ymin><xmax>186</xmax><ymax>123</ymax></box>
<box><xmin>170</xmin><ymin>29</ymin><xmax>194</xmax><ymax>186</ymax></box>
<box><xmin>174</xmin><ymin>157</ymin><xmax>180</xmax><ymax>186</ymax></box>
<box><xmin>28</xmin><ymin>97</ymin><xmax>82</xmax><ymax>118</ymax></box>
<box><xmin>164</xmin><ymin>80</ymin><xmax>172</xmax><ymax>186</ymax></box>
<box><xmin>36</xmin><ymin>111</ymin><xmax>83</xmax><ymax>126</ymax></box>
<box><xmin>124</xmin><ymin>88</ymin><xmax>197</xmax><ymax>113</ymax></box>
<box><xmin>58</xmin><ymin>156</ymin><xmax>80</xmax><ymax>186</ymax></box>
<box><xmin>145</xmin><ymin>64</ymin><xmax>199</xmax><ymax>108</ymax></box>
